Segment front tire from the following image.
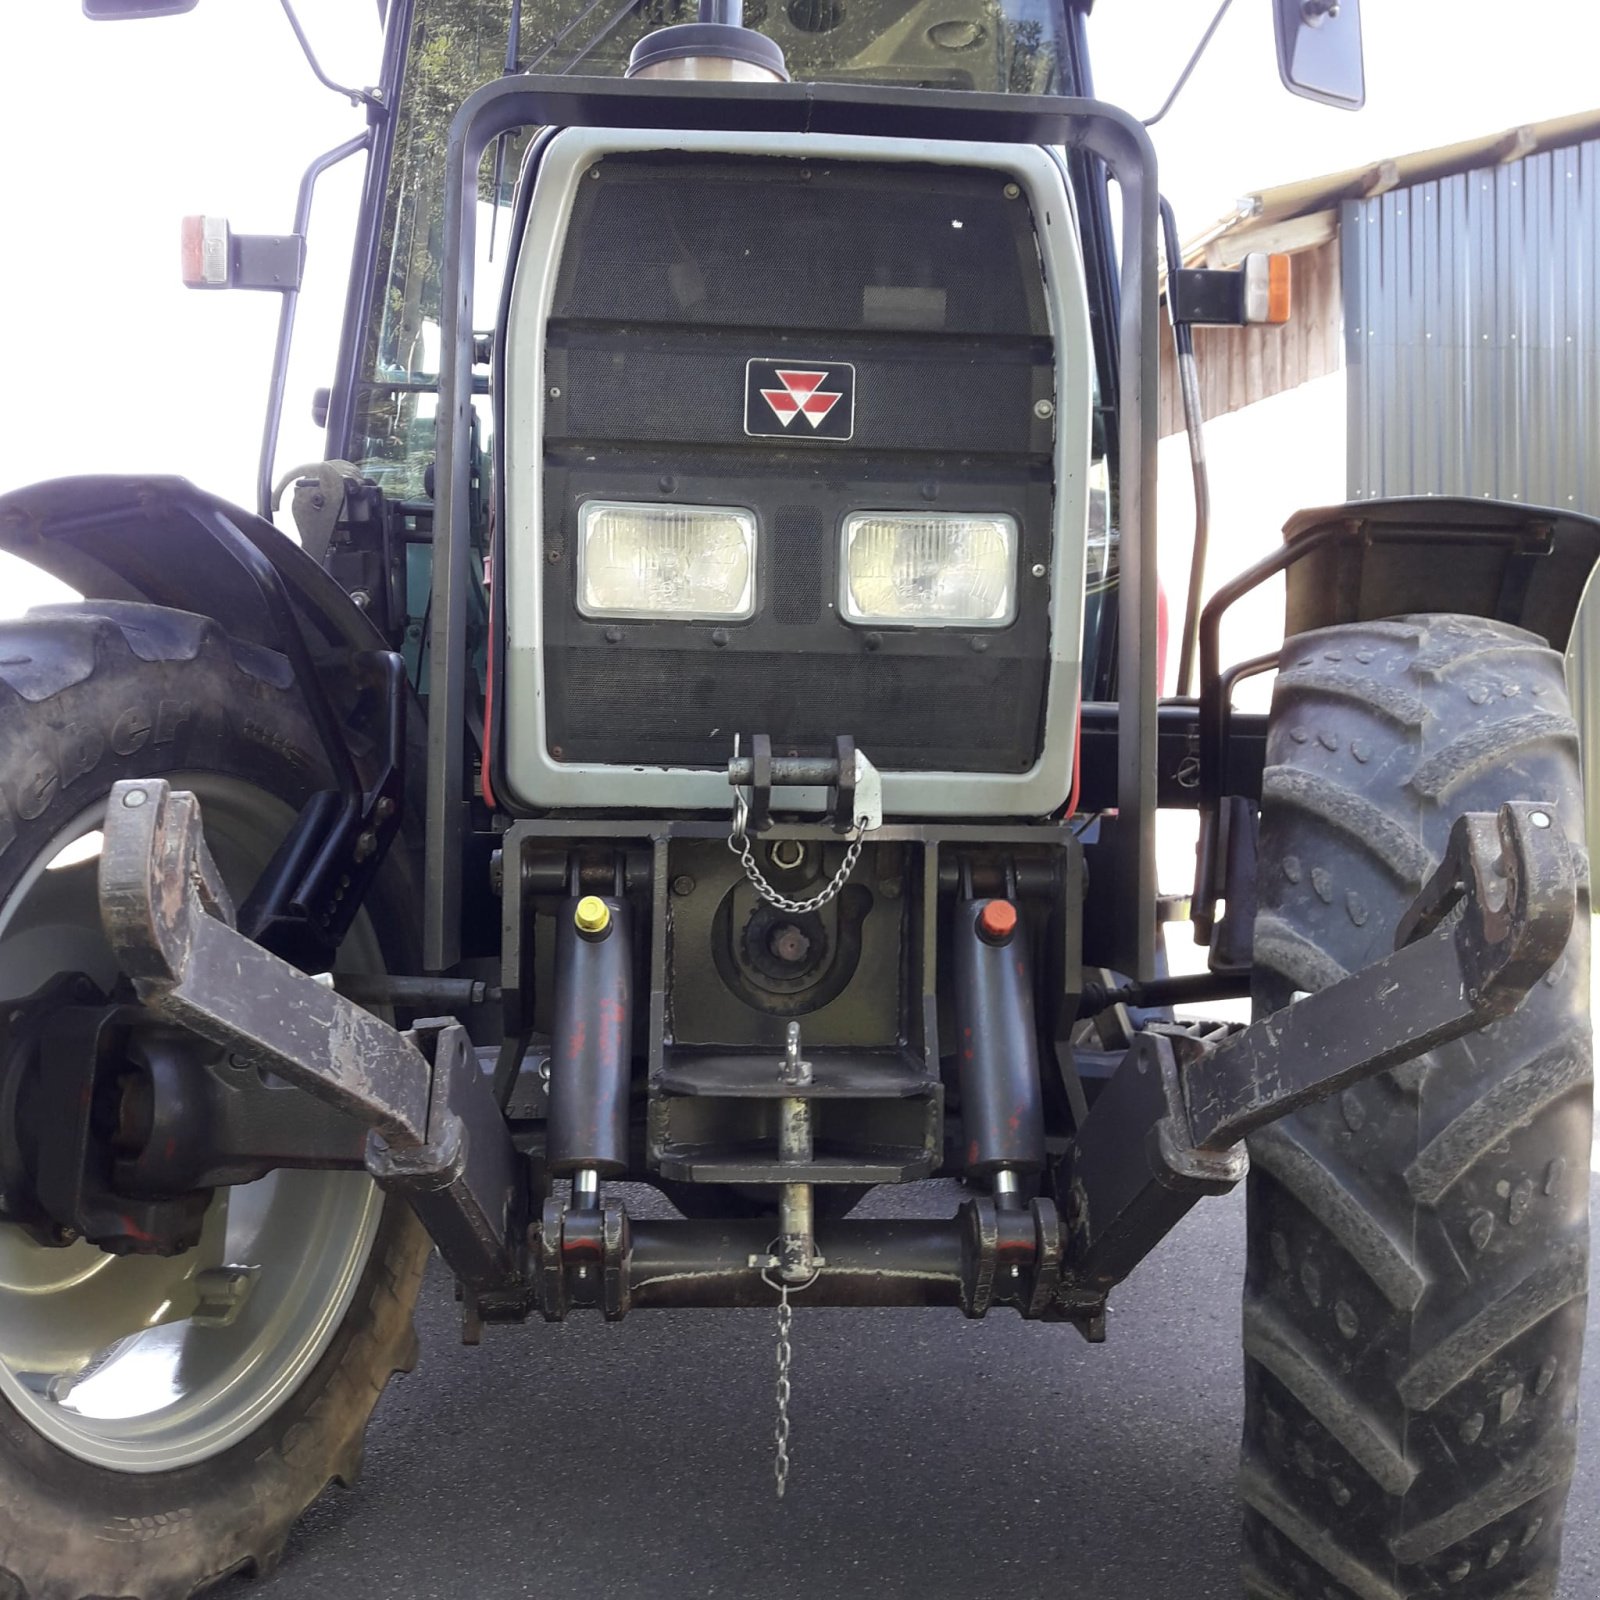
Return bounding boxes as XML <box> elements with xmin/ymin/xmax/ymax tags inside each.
<box><xmin>1241</xmin><ymin>615</ymin><xmax>1590</xmax><ymax>1599</ymax></box>
<box><xmin>0</xmin><ymin>604</ymin><xmax>431</xmax><ymax>1600</ymax></box>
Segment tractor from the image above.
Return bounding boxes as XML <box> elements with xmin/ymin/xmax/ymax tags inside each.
<box><xmin>0</xmin><ymin>1</ymin><xmax>1591</xmax><ymax>1596</ymax></box>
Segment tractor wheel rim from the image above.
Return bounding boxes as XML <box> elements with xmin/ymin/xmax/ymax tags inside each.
<box><xmin>0</xmin><ymin>776</ymin><xmax>383</xmax><ymax>1473</ymax></box>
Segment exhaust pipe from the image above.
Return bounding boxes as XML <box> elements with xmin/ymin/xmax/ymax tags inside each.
<box><xmin>626</xmin><ymin>0</ymin><xmax>789</xmax><ymax>83</ymax></box>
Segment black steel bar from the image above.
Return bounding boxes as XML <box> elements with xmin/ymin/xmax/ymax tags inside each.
<box><xmin>1188</xmin><ymin>934</ymin><xmax>1478</xmax><ymax>1150</ymax></box>
<box><xmin>1197</xmin><ymin>523</ymin><xmax>1342</xmax><ymax>810</ymax></box>
<box><xmin>101</xmin><ymin>783</ymin><xmax>431</xmax><ymax>1147</ymax></box>
<box><xmin>1162</xmin><ymin>196</ymin><xmax>1210</xmax><ymax>696</ymax></box>
<box><xmin>1077</xmin><ymin>698</ymin><xmax>1267</xmax><ymax>811</ymax></box>
<box><xmin>277</xmin><ymin>0</ymin><xmax>386</xmax><ymax>109</ymax></box>
<box><xmin>1078</xmin><ymin>970</ymin><xmax>1251</xmax><ymax>1015</ymax></box>
<box><xmin>326</xmin><ymin>0</ymin><xmax>416</xmax><ymax>468</ymax></box>
<box><xmin>1066</xmin><ymin>802</ymin><xmax>1576</xmax><ymax>1298</ymax></box>
<box><xmin>256</xmin><ymin>130</ymin><xmax>372</xmax><ymax>522</ymax></box>
<box><xmin>625</xmin><ymin>1217</ymin><xmax>964</xmax><ymax>1309</ymax></box>
<box><xmin>333</xmin><ymin>974</ymin><xmax>492</xmax><ymax>1008</ymax></box>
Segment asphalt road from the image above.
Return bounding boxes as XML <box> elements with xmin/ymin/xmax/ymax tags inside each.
<box><xmin>226</xmin><ymin>1178</ymin><xmax>1600</xmax><ymax>1600</ymax></box>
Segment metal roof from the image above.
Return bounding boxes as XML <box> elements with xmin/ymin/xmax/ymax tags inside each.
<box><xmin>1184</xmin><ymin>105</ymin><xmax>1600</xmax><ymax>267</ymax></box>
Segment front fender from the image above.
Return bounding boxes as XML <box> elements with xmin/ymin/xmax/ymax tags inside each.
<box><xmin>1281</xmin><ymin>496</ymin><xmax>1600</xmax><ymax>650</ymax></box>
<box><xmin>0</xmin><ymin>475</ymin><xmax>383</xmax><ymax>658</ymax></box>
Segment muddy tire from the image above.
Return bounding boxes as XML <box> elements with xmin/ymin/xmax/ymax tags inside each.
<box><xmin>0</xmin><ymin>603</ymin><xmax>431</xmax><ymax>1600</ymax></box>
<box><xmin>1240</xmin><ymin>614</ymin><xmax>1590</xmax><ymax>1600</ymax></box>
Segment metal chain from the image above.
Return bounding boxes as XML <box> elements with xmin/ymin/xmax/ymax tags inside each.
<box><xmin>728</xmin><ymin>827</ymin><xmax>865</xmax><ymax>914</ymax></box>
<box><xmin>773</xmin><ymin>1285</ymin><xmax>794</xmax><ymax>1499</ymax></box>
<box><xmin>756</xmin><ymin>1251</ymin><xmax>818</xmax><ymax>1499</ymax></box>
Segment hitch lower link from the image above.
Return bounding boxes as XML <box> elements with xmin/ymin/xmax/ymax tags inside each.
<box><xmin>97</xmin><ymin>780</ymin><xmax>523</xmax><ymax>1294</ymax></box>
<box><xmin>1060</xmin><ymin>801</ymin><xmax>1578</xmax><ymax>1308</ymax></box>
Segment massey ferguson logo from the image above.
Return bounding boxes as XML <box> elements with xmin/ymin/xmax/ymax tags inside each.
<box><xmin>744</xmin><ymin>359</ymin><xmax>855</xmax><ymax>441</ymax></box>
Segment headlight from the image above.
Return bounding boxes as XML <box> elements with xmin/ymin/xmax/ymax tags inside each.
<box><xmin>841</xmin><ymin>512</ymin><xmax>1018</xmax><ymax>627</ymax></box>
<box><xmin>578</xmin><ymin>501</ymin><xmax>756</xmax><ymax>620</ymax></box>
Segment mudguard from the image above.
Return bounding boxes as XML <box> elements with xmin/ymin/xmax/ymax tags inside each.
<box><xmin>0</xmin><ymin>475</ymin><xmax>383</xmax><ymax>659</ymax></box>
<box><xmin>1281</xmin><ymin>496</ymin><xmax>1600</xmax><ymax>650</ymax></box>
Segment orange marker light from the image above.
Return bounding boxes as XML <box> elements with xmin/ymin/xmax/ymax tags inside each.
<box><xmin>1241</xmin><ymin>251</ymin><xmax>1293</xmax><ymax>326</ymax></box>
<box><xmin>1266</xmin><ymin>252</ymin><xmax>1292</xmax><ymax>325</ymax></box>
<box><xmin>976</xmin><ymin>900</ymin><xmax>1018</xmax><ymax>945</ymax></box>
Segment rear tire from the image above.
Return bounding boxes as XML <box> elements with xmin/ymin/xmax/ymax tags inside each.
<box><xmin>0</xmin><ymin>603</ymin><xmax>431</xmax><ymax>1600</ymax></box>
<box><xmin>1241</xmin><ymin>614</ymin><xmax>1590</xmax><ymax>1600</ymax></box>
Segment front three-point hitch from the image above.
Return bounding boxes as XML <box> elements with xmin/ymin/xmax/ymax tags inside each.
<box><xmin>62</xmin><ymin>782</ymin><xmax>1576</xmax><ymax>1339</ymax></box>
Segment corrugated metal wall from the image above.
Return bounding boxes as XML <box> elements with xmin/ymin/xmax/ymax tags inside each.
<box><xmin>1344</xmin><ymin>136</ymin><xmax>1600</xmax><ymax>848</ymax></box>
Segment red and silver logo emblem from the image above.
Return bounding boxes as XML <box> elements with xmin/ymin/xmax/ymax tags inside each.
<box><xmin>744</xmin><ymin>359</ymin><xmax>855</xmax><ymax>441</ymax></box>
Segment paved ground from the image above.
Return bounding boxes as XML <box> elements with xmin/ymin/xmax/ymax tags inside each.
<box><xmin>230</xmin><ymin>1179</ymin><xmax>1600</xmax><ymax>1600</ymax></box>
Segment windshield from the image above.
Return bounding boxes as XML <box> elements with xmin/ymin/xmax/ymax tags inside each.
<box><xmin>344</xmin><ymin>0</ymin><xmax>1077</xmax><ymax>495</ymax></box>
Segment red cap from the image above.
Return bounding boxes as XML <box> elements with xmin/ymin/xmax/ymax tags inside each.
<box><xmin>976</xmin><ymin>900</ymin><xmax>1018</xmax><ymax>944</ymax></box>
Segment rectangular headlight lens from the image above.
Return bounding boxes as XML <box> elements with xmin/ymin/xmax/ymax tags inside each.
<box><xmin>841</xmin><ymin>512</ymin><xmax>1018</xmax><ymax>626</ymax></box>
<box><xmin>578</xmin><ymin>501</ymin><xmax>756</xmax><ymax>620</ymax></box>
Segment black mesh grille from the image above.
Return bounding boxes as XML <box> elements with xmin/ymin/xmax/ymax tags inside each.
<box><xmin>553</xmin><ymin>338</ymin><xmax>1041</xmax><ymax>454</ymax></box>
<box><xmin>770</xmin><ymin>505</ymin><xmax>825</xmax><ymax>625</ymax></box>
<box><xmin>538</xmin><ymin>151</ymin><xmax>1055</xmax><ymax>779</ymax></box>
<box><xmin>551</xmin><ymin>154</ymin><xmax>1044</xmax><ymax>338</ymax></box>
<box><xmin>546</xmin><ymin>648</ymin><xmax>1046</xmax><ymax>772</ymax></box>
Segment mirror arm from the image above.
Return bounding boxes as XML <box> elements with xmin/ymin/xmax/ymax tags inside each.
<box><xmin>277</xmin><ymin>0</ymin><xmax>389</xmax><ymax>114</ymax></box>
<box><xmin>1141</xmin><ymin>0</ymin><xmax>1235</xmax><ymax>128</ymax></box>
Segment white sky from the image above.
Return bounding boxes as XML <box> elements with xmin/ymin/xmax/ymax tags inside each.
<box><xmin>1</xmin><ymin>1</ymin><xmax>1596</xmax><ymax>559</ymax></box>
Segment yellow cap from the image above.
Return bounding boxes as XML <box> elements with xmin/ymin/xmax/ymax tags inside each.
<box><xmin>574</xmin><ymin>895</ymin><xmax>611</xmax><ymax>936</ymax></box>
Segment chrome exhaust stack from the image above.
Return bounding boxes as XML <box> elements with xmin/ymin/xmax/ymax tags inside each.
<box><xmin>626</xmin><ymin>0</ymin><xmax>788</xmax><ymax>83</ymax></box>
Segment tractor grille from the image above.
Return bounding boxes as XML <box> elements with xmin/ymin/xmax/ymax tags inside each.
<box><xmin>538</xmin><ymin>152</ymin><xmax>1055</xmax><ymax>774</ymax></box>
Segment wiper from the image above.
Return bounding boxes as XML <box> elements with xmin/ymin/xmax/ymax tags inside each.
<box><xmin>558</xmin><ymin>0</ymin><xmax>645</xmax><ymax>74</ymax></box>
<box><xmin>523</xmin><ymin>0</ymin><xmax>611</xmax><ymax>73</ymax></box>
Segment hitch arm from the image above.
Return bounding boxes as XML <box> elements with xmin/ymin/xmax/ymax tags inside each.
<box><xmin>1062</xmin><ymin>803</ymin><xmax>1576</xmax><ymax>1302</ymax></box>
<box><xmin>1185</xmin><ymin>801</ymin><xmax>1575</xmax><ymax>1150</ymax></box>
<box><xmin>97</xmin><ymin>780</ymin><xmax>523</xmax><ymax>1293</ymax></box>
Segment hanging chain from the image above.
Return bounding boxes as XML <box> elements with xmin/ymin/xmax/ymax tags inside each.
<box><xmin>729</xmin><ymin>823</ymin><xmax>865</xmax><ymax>915</ymax></box>
<box><xmin>753</xmin><ymin>1249</ymin><xmax>819</xmax><ymax>1499</ymax></box>
<box><xmin>773</xmin><ymin>1284</ymin><xmax>795</xmax><ymax>1499</ymax></box>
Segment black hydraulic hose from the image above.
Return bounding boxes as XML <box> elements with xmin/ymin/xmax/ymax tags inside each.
<box><xmin>1162</xmin><ymin>196</ymin><xmax>1211</xmax><ymax>697</ymax></box>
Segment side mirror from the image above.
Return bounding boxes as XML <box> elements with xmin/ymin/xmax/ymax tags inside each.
<box><xmin>1274</xmin><ymin>0</ymin><xmax>1365</xmax><ymax>110</ymax></box>
<box><xmin>83</xmin><ymin>0</ymin><xmax>198</xmax><ymax>16</ymax></box>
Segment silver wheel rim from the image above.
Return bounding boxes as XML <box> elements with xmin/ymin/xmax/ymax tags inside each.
<box><xmin>0</xmin><ymin>777</ymin><xmax>384</xmax><ymax>1472</ymax></box>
